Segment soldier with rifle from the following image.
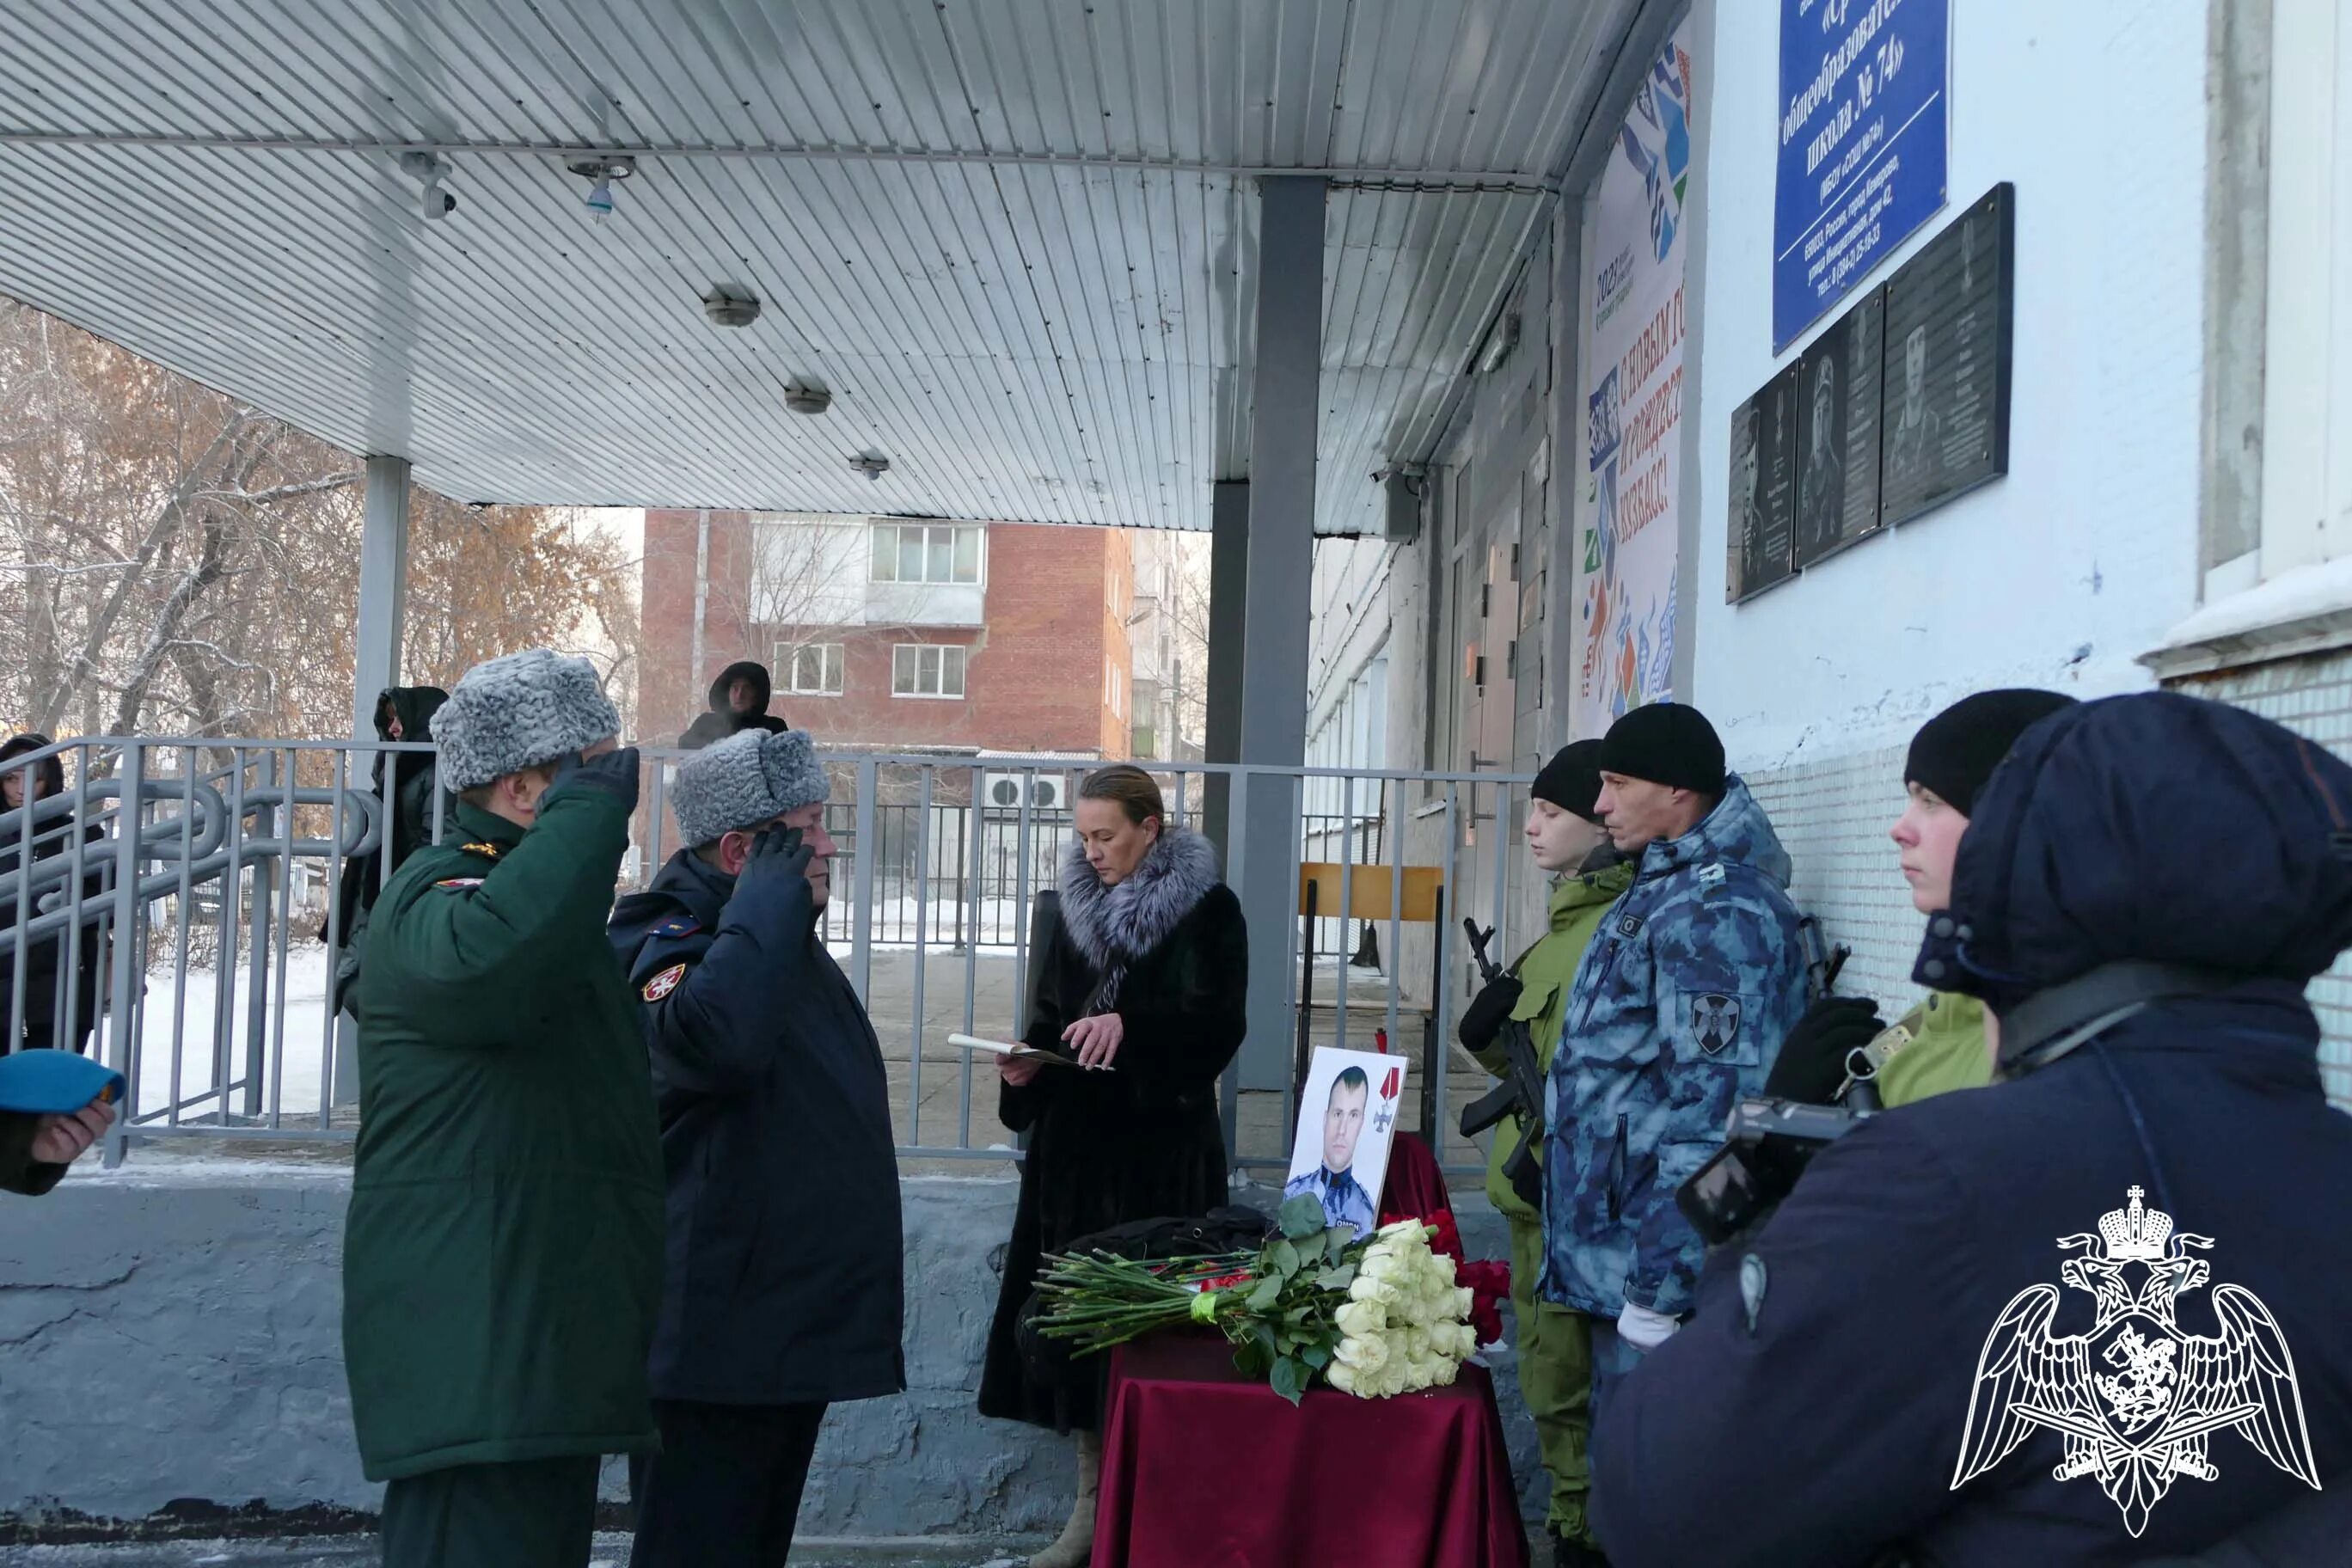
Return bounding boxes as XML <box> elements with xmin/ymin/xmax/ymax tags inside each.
<box><xmin>1456</xmin><ymin>740</ymin><xmax>1632</xmax><ymax>1568</ymax></box>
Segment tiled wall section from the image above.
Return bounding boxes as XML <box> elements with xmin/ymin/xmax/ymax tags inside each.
<box><xmin>1743</xmin><ymin>661</ymin><xmax>2352</xmax><ymax>1112</ymax></box>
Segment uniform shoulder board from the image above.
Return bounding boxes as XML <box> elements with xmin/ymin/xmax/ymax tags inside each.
<box><xmin>642</xmin><ymin>962</ymin><xmax>688</xmax><ymax>1001</ymax></box>
<box><xmin>459</xmin><ymin>841</ymin><xmax>503</xmax><ymax>861</ymax></box>
<box><xmin>648</xmin><ymin>916</ymin><xmax>701</xmax><ymax>939</ymax></box>
<box><xmin>433</xmin><ymin>877</ymin><xmax>485</xmax><ymax>891</ymax></box>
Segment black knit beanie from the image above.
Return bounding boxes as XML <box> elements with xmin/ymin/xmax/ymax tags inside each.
<box><xmin>1596</xmin><ymin>703</ymin><xmax>1726</xmax><ymax>797</ymax></box>
<box><xmin>1904</xmin><ymin>689</ymin><xmax>2078</xmax><ymax>818</ymax></box>
<box><xmin>1531</xmin><ymin>741</ymin><xmax>1607</xmax><ymax>823</ymax></box>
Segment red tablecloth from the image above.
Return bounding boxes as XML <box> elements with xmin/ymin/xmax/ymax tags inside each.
<box><xmin>1091</xmin><ymin>1331</ymin><xmax>1529</xmax><ymax>1568</ymax></box>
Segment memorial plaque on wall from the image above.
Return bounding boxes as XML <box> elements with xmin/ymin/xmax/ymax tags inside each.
<box><xmin>1727</xmin><ymin>364</ymin><xmax>1800</xmax><ymax>603</ymax></box>
<box><xmin>1880</xmin><ymin>183</ymin><xmax>2015</xmax><ymax>529</ymax></box>
<box><xmin>1792</xmin><ymin>288</ymin><xmax>1885</xmax><ymax>571</ymax></box>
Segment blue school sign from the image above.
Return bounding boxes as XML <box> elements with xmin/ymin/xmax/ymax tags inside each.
<box><xmin>1773</xmin><ymin>0</ymin><xmax>1949</xmax><ymax>351</ymax></box>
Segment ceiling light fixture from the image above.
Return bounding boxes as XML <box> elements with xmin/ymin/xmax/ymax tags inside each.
<box><xmin>565</xmin><ymin>155</ymin><xmax>635</xmax><ymax>224</ymax></box>
<box><xmin>701</xmin><ymin>284</ymin><xmax>762</xmax><ymax>327</ymax></box>
<box><xmin>785</xmin><ymin>383</ymin><xmax>832</xmax><ymax>415</ymax></box>
<box><xmin>849</xmin><ymin>453</ymin><xmax>890</xmax><ymax>481</ymax></box>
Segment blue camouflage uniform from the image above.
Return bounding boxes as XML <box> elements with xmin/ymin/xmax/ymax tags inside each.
<box><xmin>1540</xmin><ymin>775</ymin><xmax>1807</xmax><ymax>1320</ymax></box>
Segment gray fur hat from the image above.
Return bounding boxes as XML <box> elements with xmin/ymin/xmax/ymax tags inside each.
<box><xmin>672</xmin><ymin>726</ymin><xmax>827</xmax><ymax>847</ymax></box>
<box><xmin>433</xmin><ymin>649</ymin><xmax>622</xmax><ymax>793</ymax></box>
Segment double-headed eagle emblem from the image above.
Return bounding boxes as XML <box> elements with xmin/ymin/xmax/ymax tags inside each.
<box><xmin>1954</xmin><ymin>1186</ymin><xmax>2319</xmax><ymax>1535</ymax></box>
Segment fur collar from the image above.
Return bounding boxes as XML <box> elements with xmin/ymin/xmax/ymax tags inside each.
<box><xmin>1057</xmin><ymin>824</ymin><xmax>1221</xmax><ymax>971</ymax></box>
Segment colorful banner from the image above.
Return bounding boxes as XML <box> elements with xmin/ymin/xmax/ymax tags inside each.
<box><xmin>1577</xmin><ymin>23</ymin><xmax>1692</xmax><ymax>738</ymax></box>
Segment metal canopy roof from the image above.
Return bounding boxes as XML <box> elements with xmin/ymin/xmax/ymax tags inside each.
<box><xmin>0</xmin><ymin>0</ymin><xmax>1632</xmax><ymax>532</ymax></box>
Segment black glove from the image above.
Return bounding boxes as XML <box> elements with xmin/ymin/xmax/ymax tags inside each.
<box><xmin>738</xmin><ymin>824</ymin><xmax>812</xmax><ymax>886</ymax></box>
<box><xmin>545</xmin><ymin>746</ymin><xmax>641</xmax><ymax>814</ymax></box>
<box><xmin>1457</xmin><ymin>972</ymin><xmax>1525</xmax><ymax>1050</ymax></box>
<box><xmin>1763</xmin><ymin>995</ymin><xmax>1887</xmax><ymax>1105</ymax></box>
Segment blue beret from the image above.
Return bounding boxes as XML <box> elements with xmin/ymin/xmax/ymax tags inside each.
<box><xmin>0</xmin><ymin>1049</ymin><xmax>125</xmax><ymax>1114</ymax></box>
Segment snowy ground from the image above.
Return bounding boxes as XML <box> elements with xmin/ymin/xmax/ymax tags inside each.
<box><xmin>126</xmin><ymin>946</ymin><xmax>335</xmax><ymax>1125</ymax></box>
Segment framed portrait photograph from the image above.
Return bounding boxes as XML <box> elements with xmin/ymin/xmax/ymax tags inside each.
<box><xmin>1283</xmin><ymin>1048</ymin><xmax>1410</xmax><ymax>1237</ymax></box>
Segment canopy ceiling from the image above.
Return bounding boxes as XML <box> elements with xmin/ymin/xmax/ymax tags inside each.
<box><xmin>0</xmin><ymin>0</ymin><xmax>1635</xmax><ymax>531</ymax></box>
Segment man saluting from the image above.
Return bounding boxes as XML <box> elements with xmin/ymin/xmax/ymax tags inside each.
<box><xmin>610</xmin><ymin>726</ymin><xmax>903</xmax><ymax>1568</ymax></box>
<box><xmin>342</xmin><ymin>649</ymin><xmax>661</xmax><ymax>1568</ymax></box>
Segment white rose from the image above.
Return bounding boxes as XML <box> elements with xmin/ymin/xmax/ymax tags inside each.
<box><xmin>1336</xmin><ymin>1330</ymin><xmax>1392</xmax><ymax>1375</ymax></box>
<box><xmin>1430</xmin><ymin>1253</ymin><xmax>1458</xmax><ymax>1287</ymax></box>
<box><xmin>1348</xmin><ymin>1276</ymin><xmax>1400</xmax><ymax>1308</ymax></box>
<box><xmin>1360</xmin><ymin>1251</ymin><xmax>1411</xmax><ymax>1284</ymax></box>
<box><xmin>1333</xmin><ymin>1299</ymin><xmax>1387</xmax><ymax>1339</ymax></box>
<box><xmin>1440</xmin><ymin>1321</ymin><xmax>1479</xmax><ymax>1359</ymax></box>
<box><xmin>1375</xmin><ymin>1218</ymin><xmax>1428</xmax><ymax>1244</ymax></box>
<box><xmin>1326</xmin><ymin>1360</ymin><xmax>1358</xmax><ymax>1394</ymax></box>
<box><xmin>1455</xmin><ymin>1285</ymin><xmax>1476</xmax><ymax>1320</ymax></box>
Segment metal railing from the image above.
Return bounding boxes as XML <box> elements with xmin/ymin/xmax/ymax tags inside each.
<box><xmin>2</xmin><ymin>737</ymin><xmax>1531</xmax><ymax>1178</ymax></box>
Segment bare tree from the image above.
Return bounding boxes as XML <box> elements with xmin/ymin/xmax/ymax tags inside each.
<box><xmin>0</xmin><ymin>300</ymin><xmax>638</xmax><ymax>742</ymax></box>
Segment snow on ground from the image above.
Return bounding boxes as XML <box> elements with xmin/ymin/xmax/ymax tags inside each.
<box><xmin>126</xmin><ymin>946</ymin><xmax>334</xmax><ymax>1124</ymax></box>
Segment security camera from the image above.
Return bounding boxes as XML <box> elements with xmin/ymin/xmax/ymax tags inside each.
<box><xmin>420</xmin><ymin>182</ymin><xmax>457</xmax><ymax>221</ymax></box>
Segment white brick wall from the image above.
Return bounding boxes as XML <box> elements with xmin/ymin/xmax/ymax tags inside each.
<box><xmin>1744</xmin><ymin>662</ymin><xmax>2352</xmax><ymax>1112</ymax></box>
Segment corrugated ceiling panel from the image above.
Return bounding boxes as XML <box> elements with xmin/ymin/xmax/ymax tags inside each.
<box><xmin>0</xmin><ymin>0</ymin><xmax>1627</xmax><ymax>531</ymax></box>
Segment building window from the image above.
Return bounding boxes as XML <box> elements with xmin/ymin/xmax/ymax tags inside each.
<box><xmin>892</xmin><ymin>643</ymin><xmax>967</xmax><ymax>698</ymax></box>
<box><xmin>777</xmin><ymin>642</ymin><xmax>844</xmax><ymax>696</ymax></box>
<box><xmin>871</xmin><ymin>523</ymin><xmax>983</xmax><ymax>585</ymax></box>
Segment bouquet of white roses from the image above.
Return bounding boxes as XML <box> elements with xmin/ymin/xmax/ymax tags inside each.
<box><xmin>1032</xmin><ymin>1195</ymin><xmax>1481</xmax><ymax>1405</ymax></box>
<box><xmin>1327</xmin><ymin>1217</ymin><xmax>1481</xmax><ymax>1397</ymax></box>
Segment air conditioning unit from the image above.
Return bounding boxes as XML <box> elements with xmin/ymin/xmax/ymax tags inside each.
<box><xmin>981</xmin><ymin>770</ymin><xmax>1069</xmax><ymax>812</ymax></box>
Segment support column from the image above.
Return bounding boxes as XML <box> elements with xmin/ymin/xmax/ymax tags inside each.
<box><xmin>1202</xmin><ymin>481</ymin><xmax>1249</xmax><ymax>863</ymax></box>
<box><xmin>339</xmin><ymin>454</ymin><xmax>409</xmax><ymax>1108</ymax></box>
<box><xmin>352</xmin><ymin>456</ymin><xmax>412</xmax><ymax>736</ymax></box>
<box><xmin>1234</xmin><ymin>176</ymin><xmax>1326</xmax><ymax>1095</ymax></box>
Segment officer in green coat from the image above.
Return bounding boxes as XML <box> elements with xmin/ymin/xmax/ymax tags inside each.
<box><xmin>1767</xmin><ymin>689</ymin><xmax>2077</xmax><ymax>1109</ymax></box>
<box><xmin>342</xmin><ymin>649</ymin><xmax>663</xmax><ymax>1568</ymax></box>
<box><xmin>1458</xmin><ymin>742</ymin><xmax>1632</xmax><ymax>1568</ymax></box>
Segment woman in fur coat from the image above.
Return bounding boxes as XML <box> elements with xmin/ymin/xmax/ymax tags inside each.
<box><xmin>977</xmin><ymin>764</ymin><xmax>1247</xmax><ymax>1568</ymax></box>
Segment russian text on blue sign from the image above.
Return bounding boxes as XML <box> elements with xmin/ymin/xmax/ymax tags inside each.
<box><xmin>1773</xmin><ymin>0</ymin><xmax>1950</xmax><ymax>352</ymax></box>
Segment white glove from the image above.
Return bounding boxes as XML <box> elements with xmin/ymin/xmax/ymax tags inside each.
<box><xmin>1616</xmin><ymin>1301</ymin><xmax>1682</xmax><ymax>1351</ymax></box>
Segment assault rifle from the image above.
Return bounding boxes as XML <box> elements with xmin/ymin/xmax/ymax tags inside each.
<box><xmin>1456</xmin><ymin>918</ymin><xmax>1547</xmax><ymax>1209</ymax></box>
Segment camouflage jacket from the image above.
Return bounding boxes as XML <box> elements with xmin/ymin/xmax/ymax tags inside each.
<box><xmin>1540</xmin><ymin>776</ymin><xmax>1808</xmax><ymax>1320</ymax></box>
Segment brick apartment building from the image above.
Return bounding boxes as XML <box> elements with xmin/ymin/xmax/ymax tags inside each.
<box><xmin>640</xmin><ymin>510</ymin><xmax>1135</xmax><ymax>761</ymax></box>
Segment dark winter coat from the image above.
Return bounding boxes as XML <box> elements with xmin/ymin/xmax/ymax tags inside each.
<box><xmin>609</xmin><ymin>847</ymin><xmax>906</xmax><ymax>1406</ymax></box>
<box><xmin>1</xmin><ymin>1111</ymin><xmax>65</xmax><ymax>1194</ymax></box>
<box><xmin>331</xmin><ymin>686</ymin><xmax>450</xmax><ymax>1012</ymax></box>
<box><xmin>0</xmin><ymin>740</ymin><xmax>107</xmax><ymax>1057</ymax></box>
<box><xmin>678</xmin><ymin>661</ymin><xmax>787</xmax><ymax>750</ymax></box>
<box><xmin>343</xmin><ymin>792</ymin><xmax>663</xmax><ymax>1482</ymax></box>
<box><xmin>977</xmin><ymin>825</ymin><xmax>1246</xmax><ymax>1431</ymax></box>
<box><xmin>1590</xmin><ymin>694</ymin><xmax>2352</xmax><ymax>1568</ymax></box>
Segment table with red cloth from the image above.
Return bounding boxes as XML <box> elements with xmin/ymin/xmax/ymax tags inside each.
<box><xmin>1090</xmin><ymin>1329</ymin><xmax>1529</xmax><ymax>1568</ymax></box>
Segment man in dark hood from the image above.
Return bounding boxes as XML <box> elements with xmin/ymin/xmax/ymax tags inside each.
<box><xmin>330</xmin><ymin>686</ymin><xmax>450</xmax><ymax>1012</ymax></box>
<box><xmin>677</xmin><ymin>661</ymin><xmax>787</xmax><ymax>750</ymax></box>
<box><xmin>1589</xmin><ymin>693</ymin><xmax>2352</xmax><ymax>1566</ymax></box>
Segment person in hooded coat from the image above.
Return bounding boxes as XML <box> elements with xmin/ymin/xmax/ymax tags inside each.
<box><xmin>977</xmin><ymin>764</ymin><xmax>1246</xmax><ymax>1568</ymax></box>
<box><xmin>678</xmin><ymin>660</ymin><xmax>787</xmax><ymax>750</ymax></box>
<box><xmin>329</xmin><ymin>686</ymin><xmax>450</xmax><ymax>1013</ymax></box>
<box><xmin>0</xmin><ymin>734</ymin><xmax>106</xmax><ymax>1057</ymax></box>
<box><xmin>1589</xmin><ymin>692</ymin><xmax>2352</xmax><ymax>1567</ymax></box>
<box><xmin>609</xmin><ymin>726</ymin><xmax>903</xmax><ymax>1568</ymax></box>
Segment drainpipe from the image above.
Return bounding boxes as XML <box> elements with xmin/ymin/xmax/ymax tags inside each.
<box><xmin>691</xmin><ymin>508</ymin><xmax>711</xmax><ymax>711</ymax></box>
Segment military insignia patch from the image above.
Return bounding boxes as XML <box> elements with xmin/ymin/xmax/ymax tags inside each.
<box><xmin>1617</xmin><ymin>914</ymin><xmax>1645</xmax><ymax>938</ymax></box>
<box><xmin>432</xmin><ymin>877</ymin><xmax>484</xmax><ymax>891</ymax></box>
<box><xmin>642</xmin><ymin>963</ymin><xmax>687</xmax><ymax>1001</ymax></box>
<box><xmin>1693</xmin><ymin>993</ymin><xmax>1743</xmax><ymax>1056</ymax></box>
